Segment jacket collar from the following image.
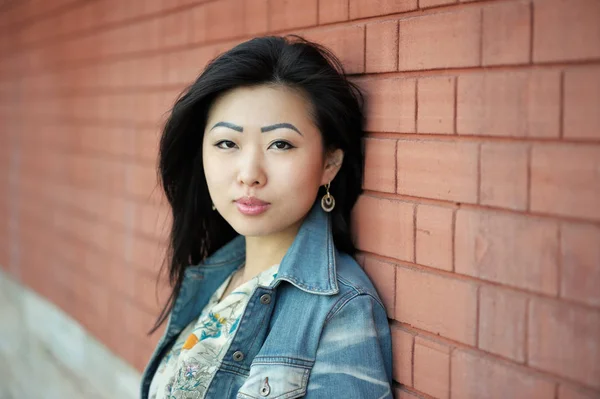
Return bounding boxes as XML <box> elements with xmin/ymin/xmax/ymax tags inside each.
<box><xmin>186</xmin><ymin>201</ymin><xmax>340</xmax><ymax>295</ymax></box>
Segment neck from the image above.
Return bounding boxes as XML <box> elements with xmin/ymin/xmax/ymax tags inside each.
<box><xmin>241</xmin><ymin>219</ymin><xmax>304</xmax><ymax>281</ymax></box>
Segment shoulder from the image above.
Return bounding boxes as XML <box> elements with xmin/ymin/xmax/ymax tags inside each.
<box><xmin>310</xmin><ymin>257</ymin><xmax>394</xmax><ymax>396</ymax></box>
<box><xmin>333</xmin><ymin>251</ymin><xmax>386</xmax><ymax>311</ymax></box>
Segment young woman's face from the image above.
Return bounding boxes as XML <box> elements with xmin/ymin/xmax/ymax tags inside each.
<box><xmin>202</xmin><ymin>84</ymin><xmax>343</xmax><ymax>238</ymax></box>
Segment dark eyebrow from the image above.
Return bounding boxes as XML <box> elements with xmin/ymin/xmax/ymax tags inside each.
<box><xmin>209</xmin><ymin>121</ymin><xmax>303</xmax><ymax>136</ymax></box>
<box><xmin>210</xmin><ymin>121</ymin><xmax>243</xmax><ymax>132</ymax></box>
<box><xmin>261</xmin><ymin>123</ymin><xmax>303</xmax><ymax>136</ymax></box>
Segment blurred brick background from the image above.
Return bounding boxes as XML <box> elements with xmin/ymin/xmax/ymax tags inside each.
<box><xmin>0</xmin><ymin>0</ymin><xmax>599</xmax><ymax>398</ymax></box>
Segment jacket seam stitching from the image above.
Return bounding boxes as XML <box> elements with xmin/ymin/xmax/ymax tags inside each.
<box><xmin>324</xmin><ymin>290</ymin><xmax>360</xmax><ymax>323</ymax></box>
<box><xmin>325</xmin><ymin>292</ymin><xmax>386</xmax><ymax>325</ymax></box>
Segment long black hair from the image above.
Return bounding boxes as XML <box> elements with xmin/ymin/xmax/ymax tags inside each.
<box><xmin>149</xmin><ymin>35</ymin><xmax>366</xmax><ymax>335</ymax></box>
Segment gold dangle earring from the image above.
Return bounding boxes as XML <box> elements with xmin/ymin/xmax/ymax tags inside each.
<box><xmin>321</xmin><ymin>182</ymin><xmax>335</xmax><ymax>212</ymax></box>
<box><xmin>211</xmin><ymin>203</ymin><xmax>216</xmax><ymax>211</ymax></box>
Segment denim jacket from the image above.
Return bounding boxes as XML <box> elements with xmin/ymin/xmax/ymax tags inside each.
<box><xmin>140</xmin><ymin>202</ymin><xmax>393</xmax><ymax>398</ymax></box>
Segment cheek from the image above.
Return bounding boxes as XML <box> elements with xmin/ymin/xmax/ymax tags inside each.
<box><xmin>203</xmin><ymin>157</ymin><xmax>225</xmax><ymax>201</ymax></box>
<box><xmin>274</xmin><ymin>150</ymin><xmax>323</xmax><ymax>190</ymax></box>
<box><xmin>203</xmin><ymin>150</ymin><xmax>228</xmax><ymax>186</ymax></box>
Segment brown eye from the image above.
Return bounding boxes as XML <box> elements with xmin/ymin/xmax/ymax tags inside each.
<box><xmin>269</xmin><ymin>140</ymin><xmax>294</xmax><ymax>150</ymax></box>
<box><xmin>215</xmin><ymin>140</ymin><xmax>237</xmax><ymax>149</ymax></box>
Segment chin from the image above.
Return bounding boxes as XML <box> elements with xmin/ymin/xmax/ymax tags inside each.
<box><xmin>220</xmin><ymin>210</ymin><xmax>272</xmax><ymax>235</ymax></box>
<box><xmin>230</xmin><ymin>222</ymin><xmax>284</xmax><ymax>238</ymax></box>
<box><xmin>225</xmin><ymin>208</ymin><xmax>300</xmax><ymax>238</ymax></box>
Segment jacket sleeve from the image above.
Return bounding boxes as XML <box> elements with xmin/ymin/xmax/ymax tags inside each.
<box><xmin>304</xmin><ymin>293</ymin><xmax>394</xmax><ymax>398</ymax></box>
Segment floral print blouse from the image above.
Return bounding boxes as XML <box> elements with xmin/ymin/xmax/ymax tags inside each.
<box><xmin>148</xmin><ymin>263</ymin><xmax>280</xmax><ymax>399</ymax></box>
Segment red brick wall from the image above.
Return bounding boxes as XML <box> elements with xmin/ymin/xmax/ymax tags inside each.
<box><xmin>0</xmin><ymin>0</ymin><xmax>598</xmax><ymax>398</ymax></box>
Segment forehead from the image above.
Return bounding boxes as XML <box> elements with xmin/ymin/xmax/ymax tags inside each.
<box><xmin>206</xmin><ymin>85</ymin><xmax>315</xmax><ymax>127</ymax></box>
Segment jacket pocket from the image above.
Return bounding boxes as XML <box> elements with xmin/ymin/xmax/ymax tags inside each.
<box><xmin>236</xmin><ymin>363</ymin><xmax>310</xmax><ymax>399</ymax></box>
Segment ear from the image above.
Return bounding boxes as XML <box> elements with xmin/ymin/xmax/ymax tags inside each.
<box><xmin>320</xmin><ymin>148</ymin><xmax>344</xmax><ymax>186</ymax></box>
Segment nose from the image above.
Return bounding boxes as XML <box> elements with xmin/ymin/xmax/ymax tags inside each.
<box><xmin>237</xmin><ymin>147</ymin><xmax>266</xmax><ymax>188</ymax></box>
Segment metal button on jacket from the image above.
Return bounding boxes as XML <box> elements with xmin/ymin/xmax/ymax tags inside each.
<box><xmin>232</xmin><ymin>351</ymin><xmax>244</xmax><ymax>362</ymax></box>
<box><xmin>259</xmin><ymin>377</ymin><xmax>271</xmax><ymax>396</ymax></box>
<box><xmin>260</xmin><ymin>294</ymin><xmax>271</xmax><ymax>304</ymax></box>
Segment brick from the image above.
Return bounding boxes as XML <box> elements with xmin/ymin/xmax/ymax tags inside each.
<box><xmin>455</xmin><ymin>209</ymin><xmax>559</xmax><ymax>294</ymax></box>
<box><xmin>131</xmin><ymin>55</ymin><xmax>165</xmax><ymax>88</ymax></box>
<box><xmin>117</xmin><ymin>93</ymin><xmax>140</xmax><ymax>122</ymax></box>
<box><xmin>451</xmin><ymin>350</ymin><xmax>555</xmax><ymax>398</ymax></box>
<box><xmin>189</xmin><ymin>4</ymin><xmax>207</xmax><ymax>44</ymax></box>
<box><xmin>416</xmin><ymin>204</ymin><xmax>453</xmax><ymax>271</ymax></box>
<box><xmin>70</xmin><ymin>154</ymin><xmax>127</xmax><ymax>194</ymax></box>
<box><xmin>391</xmin><ymin>327</ymin><xmax>414</xmax><ymax>385</ymax></box>
<box><xmin>457</xmin><ymin>70</ymin><xmax>561</xmax><ymax>137</ymax></box>
<box><xmin>531</xmin><ymin>144</ymin><xmax>600</xmax><ymax>221</ymax></box>
<box><xmin>304</xmin><ymin>25</ymin><xmax>365</xmax><ymax>74</ymax></box>
<box><xmin>205</xmin><ymin>0</ymin><xmax>245</xmax><ymax>41</ymax></box>
<box><xmin>366</xmin><ymin>20</ymin><xmax>398</xmax><ymax>73</ymax></box>
<box><xmin>128</xmin><ymin>234</ymin><xmax>167</xmax><ymax>274</ymax></box>
<box><xmin>131</xmin><ymin>90</ymin><xmax>173</xmax><ymax>126</ymax></box>
<box><xmin>92</xmin><ymin>223</ymin><xmax>128</xmax><ymax>258</ymax></box>
<box><xmin>350</xmin><ymin>0</ymin><xmax>417</xmax><ymax>19</ymax></box>
<box><xmin>564</xmin><ymin>66</ymin><xmax>600</xmax><ymax>140</ymax></box>
<box><xmin>123</xmin><ymin>300</ymin><xmax>160</xmax><ymax>341</ymax></box>
<box><xmin>135</xmin><ymin>200</ymin><xmax>171</xmax><ymax>241</ymax></box>
<box><xmin>413</xmin><ymin>337</ymin><xmax>450</xmax><ymax>399</ymax></box>
<box><xmin>529</xmin><ymin>299</ymin><xmax>600</xmax><ymax>388</ymax></box>
<box><xmin>75</xmin><ymin>1</ymin><xmax>113</xmax><ymax>28</ymax></box>
<box><xmin>105</xmin><ymin>296</ymin><xmax>129</xmax><ymax>357</ymax></box>
<box><xmin>82</xmin><ymin>245</ymin><xmax>119</xmax><ymax>284</ymax></box>
<box><xmin>560</xmin><ymin>223</ymin><xmax>600</xmax><ymax>307</ymax></box>
<box><xmin>164</xmin><ymin>48</ymin><xmax>203</xmax><ymax>86</ymax></box>
<box><xmin>417</xmin><ymin>76</ymin><xmax>455</xmax><ymax>134</ymax></box>
<box><xmin>269</xmin><ymin>0</ymin><xmax>317</xmax><ymax>31</ymax></box>
<box><xmin>399</xmin><ymin>9</ymin><xmax>480</xmax><ymax>71</ymax></box>
<box><xmin>318</xmin><ymin>0</ymin><xmax>349</xmax><ymax>24</ymax></box>
<box><xmin>114</xmin><ymin>59</ymin><xmax>139</xmax><ymax>88</ymax></box>
<box><xmin>133</xmin><ymin>128</ymin><xmax>160</xmax><ymax>163</ymax></box>
<box><xmin>558</xmin><ymin>385</ymin><xmax>600</xmax><ymax>399</ymax></box>
<box><xmin>171</xmin><ymin>0</ymin><xmax>198</xmax><ymax>6</ymax></box>
<box><xmin>160</xmin><ymin>10</ymin><xmax>189</xmax><ymax>48</ymax></box>
<box><xmin>479</xmin><ymin>143</ymin><xmax>528</xmax><ymax>211</ymax></box>
<box><xmin>360</xmin><ymin>78</ymin><xmax>416</xmax><ymax>133</ymax></box>
<box><xmin>79</xmin><ymin>126</ymin><xmax>133</xmax><ymax>157</ymax></box>
<box><xmin>244</xmin><ymin>0</ymin><xmax>268</xmax><ymax>35</ymax></box>
<box><xmin>362</xmin><ymin>257</ymin><xmax>396</xmax><ymax>318</ymax></box>
<box><xmin>133</xmin><ymin>269</ymin><xmax>170</xmax><ymax>316</ymax></box>
<box><xmin>106</xmin><ymin>260</ymin><xmax>136</xmax><ymax>300</ymax></box>
<box><xmin>140</xmin><ymin>0</ymin><xmax>166</xmax><ymax>15</ymax></box>
<box><xmin>363</xmin><ymin>138</ymin><xmax>396</xmax><ymax>193</ymax></box>
<box><xmin>478</xmin><ymin>286</ymin><xmax>527</xmax><ymax>362</ymax></box>
<box><xmin>419</xmin><ymin>0</ymin><xmax>456</xmax><ymax>7</ymax></box>
<box><xmin>396</xmin><ymin>266</ymin><xmax>478</xmax><ymax>344</ymax></box>
<box><xmin>482</xmin><ymin>1</ymin><xmax>531</xmax><ymax>65</ymax></box>
<box><xmin>533</xmin><ymin>0</ymin><xmax>600</xmax><ymax>62</ymax></box>
<box><xmin>84</xmin><ymin>280</ymin><xmax>111</xmax><ymax>335</ymax></box>
<box><xmin>131</xmin><ymin>18</ymin><xmax>161</xmax><ymax>52</ymax></box>
<box><xmin>397</xmin><ymin>140</ymin><xmax>478</xmax><ymax>203</ymax></box>
<box><xmin>352</xmin><ymin>195</ymin><xmax>414</xmax><ymax>262</ymax></box>
<box><xmin>126</xmin><ymin>161</ymin><xmax>158</xmax><ymax>199</ymax></box>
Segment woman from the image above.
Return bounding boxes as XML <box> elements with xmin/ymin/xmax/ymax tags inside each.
<box><xmin>141</xmin><ymin>35</ymin><xmax>393</xmax><ymax>399</ymax></box>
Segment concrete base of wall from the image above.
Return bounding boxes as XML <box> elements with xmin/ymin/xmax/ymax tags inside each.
<box><xmin>0</xmin><ymin>268</ymin><xmax>141</xmax><ymax>399</ymax></box>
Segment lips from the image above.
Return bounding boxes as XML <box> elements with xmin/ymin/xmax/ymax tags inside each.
<box><xmin>234</xmin><ymin>196</ymin><xmax>270</xmax><ymax>216</ymax></box>
<box><xmin>235</xmin><ymin>197</ymin><xmax>270</xmax><ymax>206</ymax></box>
